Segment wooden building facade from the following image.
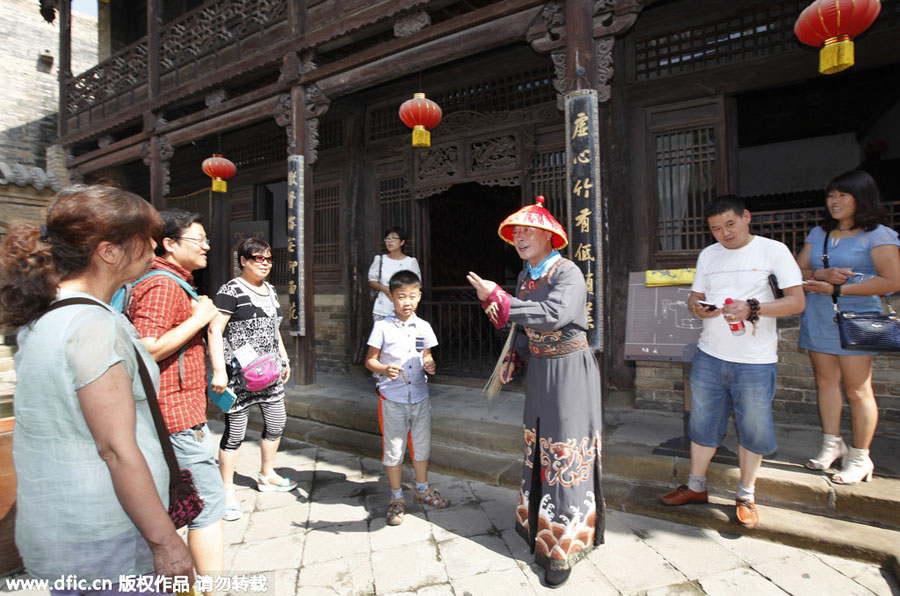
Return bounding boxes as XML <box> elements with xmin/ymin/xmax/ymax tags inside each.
<box><xmin>45</xmin><ymin>0</ymin><xmax>900</xmax><ymax>405</ymax></box>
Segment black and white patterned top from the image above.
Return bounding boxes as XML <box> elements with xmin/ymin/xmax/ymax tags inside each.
<box><xmin>214</xmin><ymin>278</ymin><xmax>284</xmax><ymax>411</ymax></box>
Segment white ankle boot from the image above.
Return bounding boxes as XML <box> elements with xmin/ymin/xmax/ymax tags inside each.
<box><xmin>806</xmin><ymin>433</ymin><xmax>848</xmax><ymax>470</ymax></box>
<box><xmin>832</xmin><ymin>447</ymin><xmax>874</xmax><ymax>485</ymax></box>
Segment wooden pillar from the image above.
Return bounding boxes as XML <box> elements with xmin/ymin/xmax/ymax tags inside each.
<box><xmin>58</xmin><ymin>0</ymin><xmax>71</xmax><ymax>138</ymax></box>
<box><xmin>565</xmin><ymin>0</ymin><xmax>594</xmax><ymax>90</ymax></box>
<box><xmin>147</xmin><ymin>135</ymin><xmax>168</xmax><ymax>211</ymax></box>
<box><xmin>289</xmin><ymin>84</ymin><xmax>316</xmax><ymax>385</ymax></box>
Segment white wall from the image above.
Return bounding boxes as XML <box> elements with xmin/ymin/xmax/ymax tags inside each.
<box><xmin>738</xmin><ymin>133</ymin><xmax>860</xmax><ymax>196</ymax></box>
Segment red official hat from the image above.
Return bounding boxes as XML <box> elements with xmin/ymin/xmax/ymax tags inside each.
<box><xmin>497</xmin><ymin>195</ymin><xmax>568</xmax><ymax>250</ymax></box>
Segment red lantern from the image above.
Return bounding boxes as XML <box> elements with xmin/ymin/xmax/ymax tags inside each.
<box><xmin>398</xmin><ymin>93</ymin><xmax>442</xmax><ymax>147</ymax></box>
<box><xmin>794</xmin><ymin>0</ymin><xmax>881</xmax><ymax>75</ymax></box>
<box><xmin>202</xmin><ymin>154</ymin><xmax>236</xmax><ymax>192</ymax></box>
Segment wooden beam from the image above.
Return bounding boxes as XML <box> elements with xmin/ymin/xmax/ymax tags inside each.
<box><xmin>306</xmin><ymin>0</ymin><xmax>546</xmax><ymax>86</ymax></box>
<box><xmin>317</xmin><ymin>7</ymin><xmax>543</xmax><ymax>98</ymax></box>
<box><xmin>163</xmin><ymin>96</ymin><xmax>280</xmax><ymax>146</ymax></box>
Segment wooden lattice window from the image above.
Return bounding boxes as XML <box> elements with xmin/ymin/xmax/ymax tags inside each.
<box><xmin>313</xmin><ymin>183</ymin><xmax>341</xmax><ymax>269</ymax></box>
<box><xmin>378</xmin><ymin>175</ymin><xmax>415</xmax><ymax>255</ymax></box>
<box><xmin>648</xmin><ymin>98</ymin><xmax>731</xmax><ymax>259</ymax></box>
<box><xmin>530</xmin><ymin>147</ymin><xmax>570</xmax><ymax>258</ymax></box>
<box><xmin>367</xmin><ymin>64</ymin><xmax>555</xmax><ymax>143</ymax></box>
<box><xmin>635</xmin><ymin>2</ymin><xmax>806</xmax><ymax>81</ymax></box>
<box><xmin>319</xmin><ymin>118</ymin><xmax>344</xmax><ymax>151</ymax></box>
<box><xmin>655</xmin><ymin>127</ymin><xmax>718</xmax><ymax>252</ymax></box>
<box><xmin>225</xmin><ymin>134</ymin><xmax>287</xmax><ymax>169</ymax></box>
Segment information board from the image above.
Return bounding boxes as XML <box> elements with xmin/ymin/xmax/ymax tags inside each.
<box><xmin>624</xmin><ymin>271</ymin><xmax>702</xmax><ymax>361</ymax></box>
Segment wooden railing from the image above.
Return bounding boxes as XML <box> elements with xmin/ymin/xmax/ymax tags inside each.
<box><xmin>64</xmin><ymin>0</ymin><xmax>287</xmax><ymax>131</ymax></box>
<box><xmin>659</xmin><ymin>201</ymin><xmax>900</xmax><ymax>259</ymax></box>
<box><xmin>419</xmin><ymin>286</ymin><xmax>515</xmax><ymax>378</ymax></box>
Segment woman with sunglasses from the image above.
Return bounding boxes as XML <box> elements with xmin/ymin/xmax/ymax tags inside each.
<box><xmin>368</xmin><ymin>227</ymin><xmax>421</xmax><ymax>322</ymax></box>
<box><xmin>208</xmin><ymin>238</ymin><xmax>296</xmax><ymax>521</ymax></box>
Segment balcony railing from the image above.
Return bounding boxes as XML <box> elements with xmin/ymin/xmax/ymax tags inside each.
<box><xmin>65</xmin><ymin>0</ymin><xmax>287</xmax><ymax>130</ymax></box>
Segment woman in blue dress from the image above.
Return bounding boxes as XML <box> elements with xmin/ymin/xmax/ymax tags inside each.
<box><xmin>797</xmin><ymin>170</ymin><xmax>900</xmax><ymax>484</ymax></box>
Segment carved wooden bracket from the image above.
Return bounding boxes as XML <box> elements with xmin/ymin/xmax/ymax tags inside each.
<box><xmin>141</xmin><ymin>135</ymin><xmax>173</xmax><ymax>196</ymax></box>
<box><xmin>529</xmin><ymin>0</ymin><xmax>645</xmax><ymax>106</ymax></box>
<box><xmin>306</xmin><ymin>117</ymin><xmax>319</xmax><ymax>165</ymax></box>
<box><xmin>408</xmin><ymin>107</ymin><xmax>555</xmax><ymax>197</ymax></box>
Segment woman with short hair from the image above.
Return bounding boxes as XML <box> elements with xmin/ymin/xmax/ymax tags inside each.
<box><xmin>209</xmin><ymin>238</ymin><xmax>296</xmax><ymax>522</ymax></box>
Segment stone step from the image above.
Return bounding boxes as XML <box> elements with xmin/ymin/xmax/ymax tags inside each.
<box><xmin>227</xmin><ymin>406</ymin><xmax>900</xmax><ymax>573</ymax></box>
<box><xmin>605</xmin><ymin>441</ymin><xmax>900</xmax><ymax>531</ymax></box>
<box><xmin>607</xmin><ymin>480</ymin><xmax>900</xmax><ymax>577</ymax></box>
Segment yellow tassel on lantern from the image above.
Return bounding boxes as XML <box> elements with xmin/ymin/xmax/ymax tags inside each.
<box><xmin>411</xmin><ymin>125</ymin><xmax>431</xmax><ymax>147</ymax></box>
<box><xmin>211</xmin><ymin>179</ymin><xmax>227</xmax><ymax>192</ymax></box>
<box><xmin>820</xmin><ymin>35</ymin><xmax>854</xmax><ymax>75</ymax></box>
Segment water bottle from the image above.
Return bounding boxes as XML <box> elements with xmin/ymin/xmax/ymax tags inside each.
<box><xmin>724</xmin><ymin>298</ymin><xmax>745</xmax><ymax>336</ymax></box>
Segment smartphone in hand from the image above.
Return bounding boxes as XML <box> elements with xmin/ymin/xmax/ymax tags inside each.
<box><xmin>697</xmin><ymin>300</ymin><xmax>718</xmax><ymax>311</ymax></box>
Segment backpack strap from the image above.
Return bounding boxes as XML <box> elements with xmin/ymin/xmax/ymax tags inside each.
<box><xmin>131</xmin><ymin>269</ymin><xmax>204</xmax><ymax>388</ymax></box>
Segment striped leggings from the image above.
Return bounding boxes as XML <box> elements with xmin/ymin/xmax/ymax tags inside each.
<box><xmin>219</xmin><ymin>400</ymin><xmax>287</xmax><ymax>451</ymax></box>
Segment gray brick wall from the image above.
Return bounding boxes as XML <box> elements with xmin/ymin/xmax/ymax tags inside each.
<box><xmin>0</xmin><ymin>0</ymin><xmax>96</xmax><ymax>167</ymax></box>
<box><xmin>634</xmin><ymin>306</ymin><xmax>900</xmax><ymax>434</ymax></box>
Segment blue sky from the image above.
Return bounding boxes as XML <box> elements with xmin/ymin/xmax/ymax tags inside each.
<box><xmin>72</xmin><ymin>0</ymin><xmax>98</xmax><ymax>17</ymax></box>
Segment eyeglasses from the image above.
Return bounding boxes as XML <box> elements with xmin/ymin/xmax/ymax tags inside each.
<box><xmin>250</xmin><ymin>254</ymin><xmax>273</xmax><ymax>264</ymax></box>
<box><xmin>177</xmin><ymin>236</ymin><xmax>210</xmax><ymax>247</ymax></box>
<box><xmin>384</xmin><ymin>235</ymin><xmax>401</xmax><ymax>242</ymax></box>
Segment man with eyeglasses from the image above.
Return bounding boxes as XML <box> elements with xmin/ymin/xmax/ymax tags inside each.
<box><xmin>129</xmin><ymin>209</ymin><xmax>225</xmax><ymax>590</ymax></box>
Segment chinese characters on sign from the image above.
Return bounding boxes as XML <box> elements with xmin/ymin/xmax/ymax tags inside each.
<box><xmin>287</xmin><ymin>154</ymin><xmax>306</xmax><ymax>335</ymax></box>
<box><xmin>565</xmin><ymin>89</ymin><xmax>603</xmax><ymax>349</ymax></box>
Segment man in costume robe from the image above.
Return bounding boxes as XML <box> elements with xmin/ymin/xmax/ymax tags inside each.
<box><xmin>466</xmin><ymin>196</ymin><xmax>604</xmax><ymax>588</ymax></box>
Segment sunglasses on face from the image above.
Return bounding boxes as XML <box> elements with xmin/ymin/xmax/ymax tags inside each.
<box><xmin>250</xmin><ymin>254</ymin><xmax>273</xmax><ymax>264</ymax></box>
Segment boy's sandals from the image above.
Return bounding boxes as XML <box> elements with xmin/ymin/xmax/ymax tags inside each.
<box><xmin>413</xmin><ymin>487</ymin><xmax>451</xmax><ymax>509</ymax></box>
<box><xmin>386</xmin><ymin>498</ymin><xmax>406</xmax><ymax>526</ymax></box>
<box><xmin>257</xmin><ymin>472</ymin><xmax>298</xmax><ymax>493</ymax></box>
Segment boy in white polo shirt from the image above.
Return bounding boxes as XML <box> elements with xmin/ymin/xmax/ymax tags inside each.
<box><xmin>365</xmin><ymin>269</ymin><xmax>449</xmax><ymax>526</ymax></box>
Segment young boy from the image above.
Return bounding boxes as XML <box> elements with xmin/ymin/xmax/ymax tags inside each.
<box><xmin>365</xmin><ymin>269</ymin><xmax>449</xmax><ymax>526</ymax></box>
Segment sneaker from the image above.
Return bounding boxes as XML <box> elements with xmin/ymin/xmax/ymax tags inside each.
<box><xmin>386</xmin><ymin>498</ymin><xmax>406</xmax><ymax>526</ymax></box>
<box><xmin>223</xmin><ymin>490</ymin><xmax>242</xmax><ymax>522</ymax></box>
<box><xmin>413</xmin><ymin>487</ymin><xmax>451</xmax><ymax>509</ymax></box>
<box><xmin>257</xmin><ymin>472</ymin><xmax>298</xmax><ymax>493</ymax></box>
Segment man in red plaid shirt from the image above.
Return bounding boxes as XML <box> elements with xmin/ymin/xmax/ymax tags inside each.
<box><xmin>129</xmin><ymin>209</ymin><xmax>224</xmax><ymax>586</ymax></box>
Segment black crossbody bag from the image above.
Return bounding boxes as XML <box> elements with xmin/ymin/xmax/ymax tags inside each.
<box><xmin>821</xmin><ymin>232</ymin><xmax>900</xmax><ymax>352</ymax></box>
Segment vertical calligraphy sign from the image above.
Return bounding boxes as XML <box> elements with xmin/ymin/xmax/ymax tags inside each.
<box><xmin>287</xmin><ymin>154</ymin><xmax>306</xmax><ymax>335</ymax></box>
<box><xmin>565</xmin><ymin>89</ymin><xmax>604</xmax><ymax>350</ymax></box>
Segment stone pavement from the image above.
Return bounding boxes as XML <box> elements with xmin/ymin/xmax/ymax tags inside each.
<box><xmin>6</xmin><ymin>424</ymin><xmax>899</xmax><ymax>596</ymax></box>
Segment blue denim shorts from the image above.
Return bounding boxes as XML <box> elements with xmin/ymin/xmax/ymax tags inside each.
<box><xmin>689</xmin><ymin>349</ymin><xmax>778</xmax><ymax>456</ymax></box>
<box><xmin>170</xmin><ymin>423</ymin><xmax>226</xmax><ymax>529</ymax></box>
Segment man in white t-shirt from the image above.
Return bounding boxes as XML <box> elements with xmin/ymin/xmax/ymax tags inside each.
<box><xmin>661</xmin><ymin>195</ymin><xmax>805</xmax><ymax>529</ymax></box>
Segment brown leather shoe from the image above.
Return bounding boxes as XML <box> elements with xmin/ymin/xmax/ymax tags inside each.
<box><xmin>661</xmin><ymin>485</ymin><xmax>708</xmax><ymax>506</ymax></box>
<box><xmin>735</xmin><ymin>498</ymin><xmax>759</xmax><ymax>528</ymax></box>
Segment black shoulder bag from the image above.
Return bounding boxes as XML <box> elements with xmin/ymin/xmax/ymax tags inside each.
<box><xmin>821</xmin><ymin>232</ymin><xmax>900</xmax><ymax>352</ymax></box>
